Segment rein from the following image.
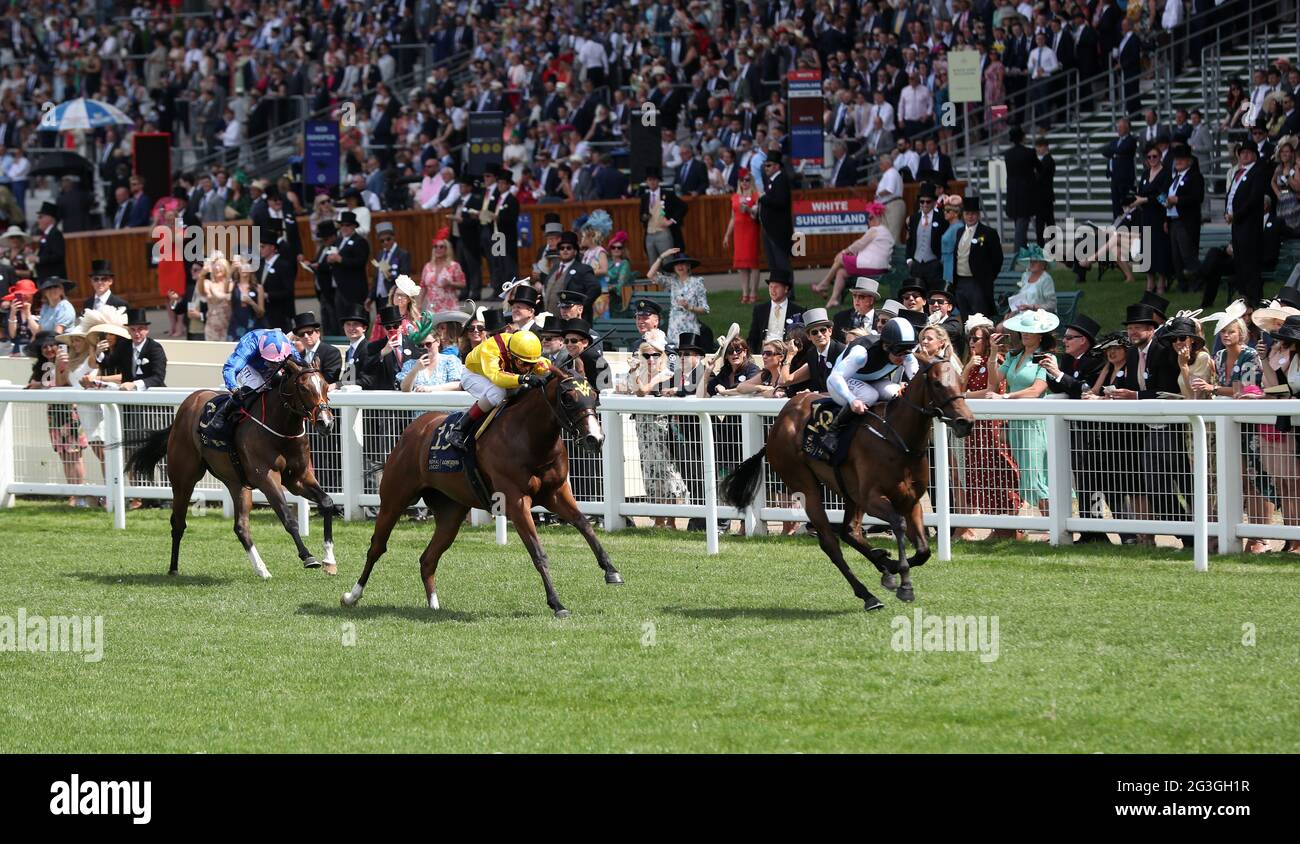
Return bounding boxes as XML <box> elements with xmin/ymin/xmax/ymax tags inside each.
<box><xmin>861</xmin><ymin>358</ymin><xmax>960</xmax><ymax>457</ymax></box>
<box><xmin>539</xmin><ymin>371</ymin><xmax>598</xmax><ymax>439</ymax></box>
<box><xmin>240</xmin><ymin>364</ymin><xmax>326</xmax><ymax>439</ymax></box>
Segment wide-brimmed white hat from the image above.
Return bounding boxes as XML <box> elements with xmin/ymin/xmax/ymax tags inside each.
<box><xmin>1003</xmin><ymin>309</ymin><xmax>1060</xmax><ymax>334</ymax></box>
<box><xmin>1252</xmin><ymin>300</ymin><xmax>1300</xmax><ymax>332</ymax></box>
<box><xmin>1</xmin><ymin>225</ymin><xmax>29</xmax><ymax>241</ymax></box>
<box><xmin>394</xmin><ymin>274</ymin><xmax>421</xmax><ymax>299</ymax></box>
<box><xmin>1205</xmin><ymin>299</ymin><xmax>1248</xmax><ymax>336</ymax></box>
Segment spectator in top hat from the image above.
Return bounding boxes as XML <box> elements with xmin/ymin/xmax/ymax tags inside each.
<box><xmin>291</xmin><ymin>311</ymin><xmax>341</xmax><ymax>384</ymax></box>
<box><xmin>479</xmin><ymin>163</ymin><xmax>521</xmax><ymax>299</ymax></box>
<box><xmin>672</xmin><ymin>332</ymin><xmax>712</xmax><ymax>397</ymax></box>
<box><xmin>543</xmin><ymin>230</ymin><xmax>599</xmax><ymax>322</ymax></box>
<box><xmin>481</xmin><ymin>308</ymin><xmax>512</xmax><ymax>336</ymax></box>
<box><xmin>789</xmin><ymin>307</ymin><xmax>844</xmax><ymax>394</ymax></box>
<box><xmin>905</xmin><ymin>183</ymin><xmax>947</xmax><ymax>285</ymax></box>
<box><xmin>370</xmin><ymin>221</ymin><xmax>412</xmax><ymax>305</ymax></box>
<box><xmin>34</xmin><ymin>202</ymin><xmax>66</xmax><ymax>282</ymax></box>
<box><xmin>362</xmin><ymin>305</ymin><xmax>416</xmax><ymax>390</ymax></box>
<box><xmin>258</xmin><ymin>223</ymin><xmax>296</xmax><ymax>332</ymax></box>
<box><xmin>506</xmin><ymin>282</ymin><xmax>542</xmax><ymax>331</ymax></box>
<box><xmin>532</xmin><ymin>213</ymin><xmax>565</xmax><ymax>284</ymax></box>
<box><xmin>97</xmin><ymin>308</ymin><xmax>167</xmax><ymax>391</ymax></box>
<box><xmin>83</xmin><ymin>260</ymin><xmax>128</xmax><ymax>314</ymax></box>
<box><xmin>926</xmin><ymin>282</ymin><xmax>967</xmax><ymax>359</ymax></box>
<box><xmin>307</xmin><ymin>219</ymin><xmax>340</xmax><ymax>336</ymax></box>
<box><xmin>951</xmin><ymin>196</ymin><xmax>1004</xmax><ymax>319</ymax></box>
<box><xmin>1166</xmin><ymin>143</ymin><xmax>1206</xmax><ymax>293</ymax></box>
<box><xmin>328</xmin><ymin>210</ymin><xmax>371</xmax><ymax>316</ymax></box>
<box><xmin>638</xmin><ymin>165</ymin><xmax>686</xmax><ymax>265</ymax></box>
<box><xmin>1005</xmin><ymin>126</ymin><xmax>1040</xmax><ymax>254</ymax></box>
<box><xmin>832</xmin><ymin>277</ymin><xmax>881</xmax><ymax>342</ymax></box>
<box><xmin>747</xmin><ymin>268</ymin><xmax>805</xmax><ymax>351</ymax></box>
<box><xmin>339</xmin><ymin>305</ymin><xmax>371</xmax><ymax>387</ymax></box>
<box><xmin>757</xmin><ymin>150</ymin><xmax>794</xmax><ymax>276</ymax></box>
<box><xmin>561</xmin><ymin>317</ymin><xmax>610</xmax><ymax>392</ymax></box>
<box><xmin>1227</xmin><ymin>139</ymin><xmax>1270</xmax><ymax>304</ymax></box>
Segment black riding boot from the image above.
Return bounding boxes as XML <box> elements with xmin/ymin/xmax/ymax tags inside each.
<box><xmin>446</xmin><ymin>408</ymin><xmax>479</xmax><ymax>451</ymax></box>
<box><xmin>212</xmin><ymin>386</ymin><xmax>252</xmax><ymax>429</ymax></box>
<box><xmin>820</xmin><ymin>405</ymin><xmax>858</xmax><ymax>454</ymax></box>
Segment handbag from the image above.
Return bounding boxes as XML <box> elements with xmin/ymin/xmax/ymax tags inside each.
<box><xmin>1279</xmin><ymin>189</ymin><xmax>1300</xmax><ymax>229</ymax></box>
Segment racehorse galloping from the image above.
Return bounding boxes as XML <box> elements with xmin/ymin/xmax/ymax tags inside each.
<box><xmin>126</xmin><ymin>358</ymin><xmax>337</xmax><ymax>579</ymax></box>
<box><xmin>722</xmin><ymin>352</ymin><xmax>974</xmax><ymax>608</ymax></box>
<box><xmin>341</xmin><ymin>368</ymin><xmax>622</xmax><ymax>618</ymax></box>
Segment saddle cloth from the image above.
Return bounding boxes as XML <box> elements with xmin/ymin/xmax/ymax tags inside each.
<box><xmin>802</xmin><ymin>397</ymin><xmax>860</xmax><ymax>466</ymax></box>
<box><xmin>427</xmin><ymin>406</ymin><xmax>505</xmax><ymax>510</ymax></box>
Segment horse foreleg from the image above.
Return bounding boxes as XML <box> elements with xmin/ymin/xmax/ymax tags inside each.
<box><xmin>837</xmin><ymin>503</ymin><xmax>896</xmax><ymax>588</ymax></box>
<box><xmin>541</xmin><ymin>483</ymin><xmax>623</xmax><ymax>585</ymax></box>
<box><xmin>418</xmin><ymin>498</ymin><xmax>470</xmax><ymax>610</ymax></box>
<box><xmin>229</xmin><ymin>485</ymin><xmax>270</xmax><ymax>580</ymax></box>
<box><xmin>507</xmin><ymin>491</ymin><xmax>568</xmax><ymax>618</ymax></box>
<box><xmin>904</xmin><ymin>500</ymin><xmax>930</xmax><ymax>570</ymax></box>
<box><xmin>286</xmin><ymin>474</ymin><xmax>337</xmax><ymax>575</ymax></box>
<box><xmin>255</xmin><ymin>473</ymin><xmax>318</xmax><ymax>569</ymax></box>
<box><xmin>864</xmin><ymin>494</ymin><xmax>911</xmax><ymax>601</ymax></box>
<box><xmin>802</xmin><ymin>488</ymin><xmax>884</xmax><ymax>612</ymax></box>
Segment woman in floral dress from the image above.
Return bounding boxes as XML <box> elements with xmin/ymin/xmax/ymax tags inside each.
<box><xmin>419</xmin><ymin>227</ymin><xmax>466</xmax><ymax>313</ymax></box>
<box><xmin>621</xmin><ymin>329</ymin><xmax>689</xmax><ymax>529</ymax></box>
<box><xmin>648</xmin><ymin>247</ymin><xmax>710</xmax><ymax>343</ymax></box>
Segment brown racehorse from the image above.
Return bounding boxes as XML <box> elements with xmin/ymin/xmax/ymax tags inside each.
<box><xmin>126</xmin><ymin>358</ymin><xmax>337</xmax><ymax>579</ymax></box>
<box><xmin>722</xmin><ymin>352</ymin><xmax>974</xmax><ymax>609</ymax></box>
<box><xmin>340</xmin><ymin>367</ymin><xmax>622</xmax><ymax>618</ymax></box>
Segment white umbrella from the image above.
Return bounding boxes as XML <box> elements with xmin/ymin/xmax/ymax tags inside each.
<box><xmin>38</xmin><ymin>98</ymin><xmax>134</xmax><ymax>132</ymax></box>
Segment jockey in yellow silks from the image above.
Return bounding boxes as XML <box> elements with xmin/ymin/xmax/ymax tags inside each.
<box><xmin>447</xmin><ymin>329</ymin><xmax>552</xmax><ymax>449</ymax></box>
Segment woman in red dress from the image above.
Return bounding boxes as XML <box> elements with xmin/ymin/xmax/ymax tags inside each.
<box><xmin>958</xmin><ymin>320</ymin><xmax>1022</xmax><ymax>540</ymax></box>
<box><xmin>722</xmin><ymin>169</ymin><xmax>762</xmax><ymax>304</ymax></box>
<box><xmin>153</xmin><ymin>205</ymin><xmax>187</xmax><ymax>337</ymax></box>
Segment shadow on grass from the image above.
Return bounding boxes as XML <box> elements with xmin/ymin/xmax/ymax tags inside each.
<box><xmin>295</xmin><ymin>602</ymin><xmax>535</xmax><ymax>624</ymax></box>
<box><xmin>662</xmin><ymin>604</ymin><xmax>859</xmax><ymax>621</ymax></box>
<box><xmin>64</xmin><ymin>571</ymin><xmax>235</xmax><ymax>587</ymax></box>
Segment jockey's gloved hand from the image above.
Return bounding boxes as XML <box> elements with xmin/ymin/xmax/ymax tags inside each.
<box><xmin>518</xmin><ymin>373</ymin><xmax>543</xmax><ymax>390</ymax></box>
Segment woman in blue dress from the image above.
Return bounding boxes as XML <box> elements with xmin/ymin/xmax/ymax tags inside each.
<box><xmin>940</xmin><ymin>194</ymin><xmax>963</xmax><ymax>284</ymax></box>
<box><xmin>992</xmin><ymin>309</ymin><xmax>1057</xmax><ymax>518</ymax></box>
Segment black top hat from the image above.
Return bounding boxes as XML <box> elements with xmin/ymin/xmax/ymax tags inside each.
<box><xmin>482</xmin><ymin>308</ymin><xmax>511</xmax><ymax>334</ymax></box>
<box><xmin>483</xmin><ymin>163</ymin><xmax>502</xmax><ymax>178</ymax></box>
<box><xmin>917</xmin><ymin>182</ymin><xmax>937</xmax><ymax>199</ymax></box>
<box><xmin>1273</xmin><ymin>314</ymin><xmax>1300</xmax><ymax>343</ymax></box>
<box><xmin>767</xmin><ymin>268</ymin><xmax>793</xmax><ymax>287</ymax></box>
<box><xmin>125</xmin><ymin>308</ymin><xmax>150</xmax><ymax>326</ymax></box>
<box><xmin>765</xmin><ymin>150</ymin><xmax>783</xmax><ymax>166</ymax></box>
<box><xmin>561</xmin><ymin>318</ymin><xmax>593</xmax><ymax>338</ymax></box>
<box><xmin>962</xmin><ymin>196</ymin><xmax>981</xmax><ymax>212</ymax></box>
<box><xmin>662</xmin><ymin>253</ymin><xmax>701</xmax><ymax>271</ymax></box>
<box><xmin>377</xmin><ymin>305</ymin><xmax>404</xmax><ymax>327</ymax></box>
<box><xmin>338</xmin><ymin>211</ymin><xmax>359</xmax><ymax>227</ymax></box>
<box><xmin>924</xmin><ymin>276</ymin><xmax>952</xmax><ymax>299</ymax></box>
<box><xmin>315</xmin><ymin>219</ymin><xmax>337</xmax><ymax>239</ymax></box>
<box><xmin>635</xmin><ymin>298</ymin><xmax>663</xmax><ymax>316</ymax></box>
<box><xmin>38</xmin><ymin>276</ymin><xmax>75</xmax><ymax>294</ymax></box>
<box><xmin>543</xmin><ymin>212</ymin><xmax>561</xmax><ymax>225</ymax></box>
<box><xmin>1172</xmin><ymin>143</ymin><xmax>1193</xmax><ymax>159</ymax></box>
<box><xmin>507</xmin><ymin>285</ymin><xmax>540</xmax><ymax>307</ymax></box>
<box><xmin>643</xmin><ymin>165</ymin><xmax>662</xmax><ymax>180</ymax></box>
<box><xmin>896</xmin><ymin>277</ymin><xmax>928</xmax><ymax>298</ymax></box>
<box><xmin>677</xmin><ymin>332</ymin><xmax>707</xmax><ymax>353</ymax></box>
<box><xmin>895</xmin><ymin>308</ymin><xmax>929</xmax><ymax>330</ymax></box>
<box><xmin>1240</xmin><ymin>139</ymin><xmax>1260</xmax><ymax>155</ymax></box>
<box><xmin>293</xmin><ymin>311</ymin><xmax>321</xmax><ymax>331</ymax></box>
<box><xmin>1275</xmin><ymin>286</ymin><xmax>1300</xmax><ymax>310</ymax></box>
<box><xmin>1068</xmin><ymin>314</ymin><xmax>1102</xmax><ymax>343</ymax></box>
<box><xmin>37</xmin><ymin>201</ymin><xmax>59</xmax><ymax>219</ymax></box>
<box><xmin>339</xmin><ymin>304</ymin><xmax>369</xmax><ymax>326</ymax></box>
<box><xmin>90</xmin><ymin>259</ymin><xmax>114</xmax><ymax>277</ymax></box>
<box><xmin>558</xmin><ymin>231</ymin><xmax>580</xmax><ymax>249</ymax></box>
<box><xmin>534</xmin><ymin>315</ymin><xmax>564</xmax><ymax>336</ymax></box>
<box><xmin>557</xmin><ymin>290</ymin><xmax>586</xmax><ymax>307</ymax></box>
<box><xmin>1123</xmin><ymin>303</ymin><xmax>1161</xmax><ymax>325</ymax></box>
<box><xmin>1139</xmin><ymin>290</ymin><xmax>1170</xmax><ymax>316</ymax></box>
<box><xmin>496</xmin><ymin>168</ymin><xmax>514</xmax><ymax>184</ymax></box>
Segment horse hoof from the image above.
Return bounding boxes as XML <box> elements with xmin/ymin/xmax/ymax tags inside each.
<box><xmin>897</xmin><ymin>585</ymin><xmax>915</xmax><ymax>602</ymax></box>
<box><xmin>554</xmin><ymin>608</ymin><xmax>571</xmax><ymax>619</ymax></box>
<box><xmin>322</xmin><ymin>563</ymin><xmax>338</xmax><ymax>576</ymax></box>
<box><xmin>863</xmin><ymin>596</ymin><xmax>885</xmax><ymax>612</ymax></box>
<box><xmin>302</xmin><ymin>557</ymin><xmax>321</xmax><ymax>569</ymax></box>
<box><xmin>604</xmin><ymin>571</ymin><xmax>624</xmax><ymax>585</ymax></box>
<box><xmin>880</xmin><ymin>573</ymin><xmax>898</xmax><ymax>592</ymax></box>
<box><xmin>167</xmin><ymin>569</ymin><xmax>178</xmax><ymax>577</ymax></box>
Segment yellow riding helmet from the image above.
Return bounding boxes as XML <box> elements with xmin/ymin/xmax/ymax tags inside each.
<box><xmin>506</xmin><ymin>329</ymin><xmax>543</xmax><ymax>364</ymax></box>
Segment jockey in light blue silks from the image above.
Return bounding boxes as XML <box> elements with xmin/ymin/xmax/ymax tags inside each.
<box><xmin>820</xmin><ymin>312</ymin><xmax>926</xmax><ymax>452</ymax></box>
<box><xmin>210</xmin><ymin>328</ymin><xmax>303</xmax><ymax>428</ymax></box>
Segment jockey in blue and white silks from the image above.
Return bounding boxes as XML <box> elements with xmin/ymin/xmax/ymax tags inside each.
<box><xmin>821</xmin><ymin>315</ymin><xmax>921</xmax><ymax>451</ymax></box>
<box><xmin>211</xmin><ymin>328</ymin><xmax>302</xmax><ymax>428</ymax></box>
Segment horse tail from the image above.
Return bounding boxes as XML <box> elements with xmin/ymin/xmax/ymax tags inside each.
<box><xmin>721</xmin><ymin>447</ymin><xmax>767</xmax><ymax>511</ymax></box>
<box><xmin>126</xmin><ymin>425</ymin><xmax>173</xmax><ymax>477</ymax></box>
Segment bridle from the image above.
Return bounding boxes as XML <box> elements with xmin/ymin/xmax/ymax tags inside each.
<box><xmin>859</xmin><ymin>355</ymin><xmax>966</xmax><ymax>457</ymax></box>
<box><xmin>538</xmin><ymin>369</ymin><xmax>600</xmax><ymax>440</ymax></box>
<box><xmin>242</xmin><ymin>363</ymin><xmax>328</xmax><ymax>439</ymax></box>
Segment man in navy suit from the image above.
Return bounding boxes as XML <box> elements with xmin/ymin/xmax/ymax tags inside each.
<box><xmin>593</xmin><ymin>154</ymin><xmax>629</xmax><ymax>199</ymax></box>
<box><xmin>916</xmin><ymin>137</ymin><xmax>955</xmax><ymax>188</ymax></box>
<box><xmin>1113</xmin><ymin>18</ymin><xmax>1142</xmax><ymax>117</ymax></box>
<box><xmin>125</xmin><ymin>174</ymin><xmax>153</xmax><ymax>227</ymax></box>
<box><xmin>1102</xmin><ymin>118</ymin><xmax>1138</xmax><ymax>219</ymax></box>
<box><xmin>827</xmin><ymin>141</ymin><xmax>858</xmax><ymax>187</ymax></box>
<box><xmin>675</xmin><ymin>144</ymin><xmax>709</xmax><ymax>196</ymax></box>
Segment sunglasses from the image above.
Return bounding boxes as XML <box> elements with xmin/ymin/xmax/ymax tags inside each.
<box><xmin>809</xmin><ymin>327</ymin><xmax>831</xmax><ymax>336</ymax></box>
<box><xmin>728</xmin><ymin>348</ymin><xmax>746</xmax><ymax>355</ymax></box>
<box><xmin>761</xmin><ymin>350</ymin><xmax>783</xmax><ymax>357</ymax></box>
<box><xmin>467</xmin><ymin>324</ymin><xmax>485</xmax><ymax>332</ymax></box>
<box><xmin>422</xmin><ymin>341</ymin><xmax>436</xmax><ymax>348</ymax></box>
<box><xmin>300</xmin><ymin>328</ymin><xmax>319</xmax><ymax>335</ymax></box>
<box><xmin>641</xmin><ymin>352</ymin><xmax>662</xmax><ymax>359</ymax></box>
<box><xmin>563</xmin><ymin>336</ymin><xmax>586</xmax><ymax>344</ymax></box>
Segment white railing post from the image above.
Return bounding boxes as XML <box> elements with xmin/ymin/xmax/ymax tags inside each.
<box><xmin>1045</xmin><ymin>414</ymin><xmax>1072</xmax><ymax>546</ymax></box>
<box><xmin>600</xmin><ymin>408</ymin><xmax>626</xmax><ymax>532</ymax></box>
<box><xmin>740</xmin><ymin>411</ymin><xmax>766</xmax><ymax>536</ymax></box>
<box><xmin>103</xmin><ymin>403</ymin><xmax>127</xmax><ymax>529</ymax></box>
<box><xmin>496</xmin><ymin>509</ymin><xmax>508</xmax><ymax>545</ymax></box>
<box><xmin>1215</xmin><ymin>416</ymin><xmax>1241</xmax><ymax>554</ymax></box>
<box><xmin>700</xmin><ymin>410</ymin><xmax>720</xmax><ymax>555</ymax></box>
<box><xmin>933</xmin><ymin>418</ymin><xmax>952</xmax><ymax>562</ymax></box>
<box><xmin>0</xmin><ymin>402</ymin><xmax>13</xmax><ymax>509</ymax></box>
<box><xmin>1191</xmin><ymin>415</ymin><xmax>1209</xmax><ymax>572</ymax></box>
<box><xmin>340</xmin><ymin>405</ymin><xmax>363</xmax><ymax>521</ymax></box>
<box><xmin>297</xmin><ymin>495</ymin><xmax>310</xmax><ymax>537</ymax></box>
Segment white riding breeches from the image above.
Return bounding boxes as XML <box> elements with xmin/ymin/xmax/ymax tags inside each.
<box><xmin>460</xmin><ymin>370</ymin><xmax>507</xmax><ymax>407</ymax></box>
<box><xmin>838</xmin><ymin>377</ymin><xmax>903</xmax><ymax>407</ymax></box>
<box><xmin>235</xmin><ymin>366</ymin><xmax>269</xmax><ymax>391</ymax></box>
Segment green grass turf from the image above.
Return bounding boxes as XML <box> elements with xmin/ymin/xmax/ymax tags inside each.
<box><xmin>701</xmin><ymin>269</ymin><xmax>1209</xmax><ymax>341</ymax></box>
<box><xmin>2</xmin><ymin>501</ymin><xmax>1297</xmax><ymax>753</ymax></box>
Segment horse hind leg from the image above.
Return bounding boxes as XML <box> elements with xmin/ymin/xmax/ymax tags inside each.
<box><xmin>801</xmin><ymin>486</ymin><xmax>884</xmax><ymax>612</ymax></box>
<box><xmin>229</xmin><ymin>486</ymin><xmax>271</xmax><ymax>580</ymax></box>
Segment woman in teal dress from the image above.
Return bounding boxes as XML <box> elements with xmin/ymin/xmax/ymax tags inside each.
<box><xmin>940</xmin><ymin>194</ymin><xmax>963</xmax><ymax>284</ymax></box>
<box><xmin>993</xmin><ymin>309</ymin><xmax>1057</xmax><ymax>514</ymax></box>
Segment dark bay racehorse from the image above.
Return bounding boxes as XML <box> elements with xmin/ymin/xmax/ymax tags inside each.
<box><xmin>723</xmin><ymin>352</ymin><xmax>974</xmax><ymax>609</ymax></box>
<box><xmin>126</xmin><ymin>359</ymin><xmax>337</xmax><ymax>579</ymax></box>
<box><xmin>340</xmin><ymin>368</ymin><xmax>622</xmax><ymax>617</ymax></box>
